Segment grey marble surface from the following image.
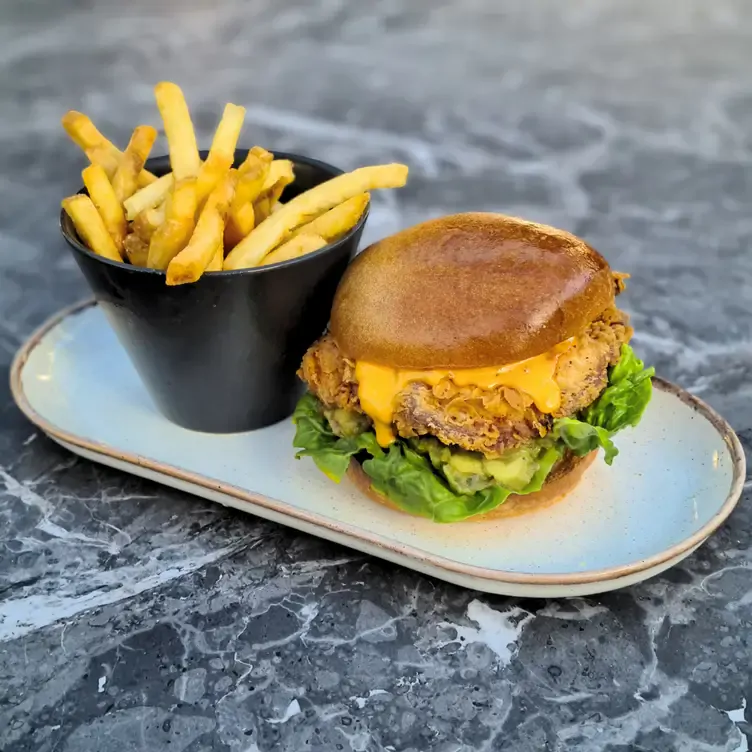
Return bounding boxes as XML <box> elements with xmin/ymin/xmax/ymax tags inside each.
<box><xmin>1</xmin><ymin>1</ymin><xmax>751</xmax><ymax>750</ymax></box>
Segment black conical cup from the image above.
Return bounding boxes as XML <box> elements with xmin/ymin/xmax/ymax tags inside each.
<box><xmin>60</xmin><ymin>150</ymin><xmax>368</xmax><ymax>433</ymax></box>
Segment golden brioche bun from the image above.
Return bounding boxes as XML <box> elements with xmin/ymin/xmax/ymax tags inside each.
<box><xmin>330</xmin><ymin>213</ymin><xmax>614</xmax><ymax>369</ymax></box>
<box><xmin>346</xmin><ymin>450</ymin><xmax>596</xmax><ymax>523</ymax></box>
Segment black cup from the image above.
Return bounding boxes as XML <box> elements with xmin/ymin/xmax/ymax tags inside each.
<box><xmin>61</xmin><ymin>150</ymin><xmax>368</xmax><ymax>433</ymax></box>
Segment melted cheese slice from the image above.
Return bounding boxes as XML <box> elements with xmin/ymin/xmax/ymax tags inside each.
<box><xmin>354</xmin><ymin>339</ymin><xmax>575</xmax><ymax>446</ymax></box>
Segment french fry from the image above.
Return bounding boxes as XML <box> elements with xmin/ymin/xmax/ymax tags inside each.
<box><xmin>132</xmin><ymin>204</ymin><xmax>166</xmax><ymax>242</ymax></box>
<box><xmin>123</xmin><ymin>233</ymin><xmax>150</xmax><ymax>267</ymax></box>
<box><xmin>112</xmin><ymin>125</ymin><xmax>158</xmax><ymax>203</ymax></box>
<box><xmin>166</xmin><ymin>173</ymin><xmax>237</xmax><ymax>285</ymax></box>
<box><xmin>266</xmin><ymin>177</ymin><xmax>292</xmax><ymax>207</ymax></box>
<box><xmin>61</xmin><ymin>91</ymin><xmax>410</xmax><ymax>281</ymax></box>
<box><xmin>224</xmin><ymin>163</ymin><xmax>408</xmax><ymax>269</ymax></box>
<box><xmin>167</xmin><ymin>208</ymin><xmax>224</xmax><ymax>286</ymax></box>
<box><xmin>291</xmin><ymin>193</ymin><xmax>369</xmax><ymax>242</ymax></box>
<box><xmin>203</xmin><ymin>170</ymin><xmax>237</xmax><ymax>214</ymax></box>
<box><xmin>260</xmin><ymin>160</ymin><xmax>295</xmax><ymax>194</ymax></box>
<box><xmin>83</xmin><ymin>145</ymin><xmax>121</xmax><ymax>180</ymax></box>
<box><xmin>123</xmin><ymin>173</ymin><xmax>174</xmax><ymax>220</ymax></box>
<box><xmin>62</xmin><ymin>195</ymin><xmax>123</xmax><ymax>262</ymax></box>
<box><xmin>164</xmin><ymin>209</ymin><xmax>223</xmax><ymax>285</ymax></box>
<box><xmin>224</xmin><ymin>202</ymin><xmax>255</xmax><ymax>249</ymax></box>
<box><xmin>260</xmin><ymin>234</ymin><xmax>328</xmax><ymax>267</ymax></box>
<box><xmin>239</xmin><ymin>146</ymin><xmax>273</xmax><ymax>174</ymax></box>
<box><xmin>252</xmin><ymin>160</ymin><xmax>295</xmax><ymax>224</ymax></box>
<box><xmin>154</xmin><ymin>82</ymin><xmax>201</xmax><ymax>180</ymax></box>
<box><xmin>61</xmin><ymin>111</ymin><xmax>156</xmax><ymax>186</ymax></box>
<box><xmin>205</xmin><ymin>243</ymin><xmax>224</xmax><ymax>272</ymax></box>
<box><xmin>259</xmin><ymin>160</ymin><xmax>294</xmax><ymax>204</ymax></box>
<box><xmin>235</xmin><ymin>155</ymin><xmax>272</xmax><ymax>206</ymax></box>
<box><xmin>196</xmin><ymin>103</ymin><xmax>246</xmax><ymax>202</ymax></box>
<box><xmin>147</xmin><ymin>179</ymin><xmax>198</xmax><ymax>270</ymax></box>
<box><xmin>62</xmin><ymin>111</ymin><xmax>121</xmax><ymax>176</ymax></box>
<box><xmin>196</xmin><ymin>166</ymin><xmax>225</xmax><ymax>210</ymax></box>
<box><xmin>224</xmin><ymin>155</ymin><xmax>271</xmax><ymax>248</ymax></box>
<box><xmin>81</xmin><ymin>164</ymin><xmax>127</xmax><ymax>251</ymax></box>
<box><xmin>252</xmin><ymin>196</ymin><xmax>272</xmax><ymax>225</ymax></box>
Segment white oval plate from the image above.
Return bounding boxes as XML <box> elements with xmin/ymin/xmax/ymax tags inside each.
<box><xmin>10</xmin><ymin>301</ymin><xmax>745</xmax><ymax>597</ymax></box>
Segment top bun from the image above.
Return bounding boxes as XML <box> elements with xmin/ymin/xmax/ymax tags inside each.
<box><xmin>330</xmin><ymin>212</ymin><xmax>615</xmax><ymax>369</ymax></box>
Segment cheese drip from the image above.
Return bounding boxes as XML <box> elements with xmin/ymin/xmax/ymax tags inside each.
<box><xmin>354</xmin><ymin>339</ymin><xmax>575</xmax><ymax>446</ymax></box>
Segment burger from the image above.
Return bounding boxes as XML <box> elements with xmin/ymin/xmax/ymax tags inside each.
<box><xmin>292</xmin><ymin>213</ymin><xmax>654</xmax><ymax>523</ymax></box>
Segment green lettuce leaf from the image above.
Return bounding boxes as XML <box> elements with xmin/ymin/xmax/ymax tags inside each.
<box><xmin>553</xmin><ymin>344</ymin><xmax>654</xmax><ymax>465</ymax></box>
<box><xmin>553</xmin><ymin>417</ymin><xmax>618</xmax><ymax>465</ymax></box>
<box><xmin>292</xmin><ymin>392</ymin><xmax>382</xmax><ymax>482</ymax></box>
<box><xmin>582</xmin><ymin>344</ymin><xmax>655</xmax><ymax>432</ymax></box>
<box><xmin>362</xmin><ymin>441</ymin><xmax>562</xmax><ymax>523</ymax></box>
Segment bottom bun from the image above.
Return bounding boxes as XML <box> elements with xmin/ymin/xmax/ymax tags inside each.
<box><xmin>347</xmin><ymin>450</ymin><xmax>597</xmax><ymax>523</ymax></box>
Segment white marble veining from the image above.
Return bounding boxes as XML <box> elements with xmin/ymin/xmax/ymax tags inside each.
<box><xmin>1</xmin><ymin>1</ymin><xmax>751</xmax><ymax>750</ymax></box>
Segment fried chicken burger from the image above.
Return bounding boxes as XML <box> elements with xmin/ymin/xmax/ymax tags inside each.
<box><xmin>292</xmin><ymin>213</ymin><xmax>654</xmax><ymax>523</ymax></box>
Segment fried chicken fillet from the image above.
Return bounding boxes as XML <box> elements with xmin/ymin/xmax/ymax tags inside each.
<box><xmin>300</xmin><ymin>304</ymin><xmax>632</xmax><ymax>456</ymax></box>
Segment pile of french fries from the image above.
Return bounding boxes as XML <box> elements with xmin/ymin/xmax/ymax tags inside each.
<box><xmin>61</xmin><ymin>82</ymin><xmax>409</xmax><ymax>285</ymax></box>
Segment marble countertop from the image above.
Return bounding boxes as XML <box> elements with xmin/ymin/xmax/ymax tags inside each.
<box><xmin>1</xmin><ymin>1</ymin><xmax>751</xmax><ymax>750</ymax></box>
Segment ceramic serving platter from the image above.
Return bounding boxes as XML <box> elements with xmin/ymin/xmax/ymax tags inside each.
<box><xmin>10</xmin><ymin>301</ymin><xmax>745</xmax><ymax>598</ymax></box>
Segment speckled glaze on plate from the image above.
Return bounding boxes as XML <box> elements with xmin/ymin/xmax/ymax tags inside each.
<box><xmin>10</xmin><ymin>301</ymin><xmax>745</xmax><ymax>598</ymax></box>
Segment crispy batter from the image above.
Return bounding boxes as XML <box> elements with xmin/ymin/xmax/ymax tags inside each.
<box><xmin>613</xmin><ymin>271</ymin><xmax>630</xmax><ymax>295</ymax></box>
<box><xmin>554</xmin><ymin>305</ymin><xmax>632</xmax><ymax>417</ymax></box>
<box><xmin>298</xmin><ymin>306</ymin><xmax>632</xmax><ymax>455</ymax></box>
<box><xmin>394</xmin><ymin>382</ymin><xmax>551</xmax><ymax>455</ymax></box>
<box><xmin>298</xmin><ymin>336</ymin><xmax>360</xmax><ymax>412</ymax></box>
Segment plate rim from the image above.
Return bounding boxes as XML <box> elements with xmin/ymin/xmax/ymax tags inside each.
<box><xmin>9</xmin><ymin>299</ymin><xmax>747</xmax><ymax>587</ymax></box>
